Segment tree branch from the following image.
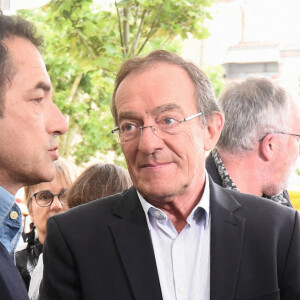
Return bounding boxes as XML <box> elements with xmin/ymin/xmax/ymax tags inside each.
<box><xmin>130</xmin><ymin>9</ymin><xmax>147</xmax><ymax>56</ymax></box>
<box><xmin>68</xmin><ymin>14</ymin><xmax>97</xmax><ymax>61</ymax></box>
<box><xmin>137</xmin><ymin>0</ymin><xmax>166</xmax><ymax>55</ymax></box>
<box><xmin>132</xmin><ymin>1</ymin><xmax>139</xmax><ymax>30</ymax></box>
<box><xmin>115</xmin><ymin>1</ymin><xmax>125</xmax><ymax>56</ymax></box>
<box><xmin>67</xmin><ymin>74</ymin><xmax>82</xmax><ymax>103</ymax></box>
<box><xmin>123</xmin><ymin>7</ymin><xmax>129</xmax><ymax>55</ymax></box>
<box><xmin>77</xmin><ymin>31</ymin><xmax>97</xmax><ymax>60</ymax></box>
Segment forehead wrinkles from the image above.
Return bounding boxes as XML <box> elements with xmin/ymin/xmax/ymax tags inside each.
<box><xmin>115</xmin><ymin>64</ymin><xmax>196</xmax><ymax>124</ymax></box>
<box><xmin>118</xmin><ymin>103</ymin><xmax>184</xmax><ymax>123</ymax></box>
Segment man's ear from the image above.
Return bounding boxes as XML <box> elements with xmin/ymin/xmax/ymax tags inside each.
<box><xmin>204</xmin><ymin>111</ymin><xmax>224</xmax><ymax>151</ymax></box>
<box><xmin>259</xmin><ymin>134</ymin><xmax>276</xmax><ymax>161</ymax></box>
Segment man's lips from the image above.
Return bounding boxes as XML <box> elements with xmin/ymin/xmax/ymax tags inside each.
<box><xmin>49</xmin><ymin>145</ymin><xmax>58</xmax><ymax>151</ymax></box>
<box><xmin>49</xmin><ymin>145</ymin><xmax>59</xmax><ymax>159</ymax></box>
<box><xmin>139</xmin><ymin>162</ymin><xmax>172</xmax><ymax>169</ymax></box>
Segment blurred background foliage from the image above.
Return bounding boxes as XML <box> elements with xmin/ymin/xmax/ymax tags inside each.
<box><xmin>19</xmin><ymin>0</ymin><xmax>225</xmax><ymax>166</ymax></box>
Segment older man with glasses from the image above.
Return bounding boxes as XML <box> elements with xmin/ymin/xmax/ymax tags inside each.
<box><xmin>41</xmin><ymin>51</ymin><xmax>300</xmax><ymax>300</ymax></box>
<box><xmin>206</xmin><ymin>77</ymin><xmax>300</xmax><ymax>207</ymax></box>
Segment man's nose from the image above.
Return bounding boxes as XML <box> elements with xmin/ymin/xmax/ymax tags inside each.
<box><xmin>47</xmin><ymin>102</ymin><xmax>69</xmax><ymax>136</ymax></box>
<box><xmin>138</xmin><ymin>125</ymin><xmax>163</xmax><ymax>153</ymax></box>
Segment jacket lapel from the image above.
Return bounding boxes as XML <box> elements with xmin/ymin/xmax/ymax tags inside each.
<box><xmin>209</xmin><ymin>179</ymin><xmax>246</xmax><ymax>300</ymax></box>
<box><xmin>109</xmin><ymin>181</ymin><xmax>245</xmax><ymax>300</ymax></box>
<box><xmin>109</xmin><ymin>187</ymin><xmax>163</xmax><ymax>300</ymax></box>
<box><xmin>206</xmin><ymin>152</ymin><xmax>223</xmax><ymax>186</ymax></box>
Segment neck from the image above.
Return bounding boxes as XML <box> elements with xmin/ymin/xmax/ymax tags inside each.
<box><xmin>217</xmin><ymin>149</ymin><xmax>263</xmax><ymax>197</ymax></box>
<box><xmin>0</xmin><ymin>171</ymin><xmax>24</xmax><ymax>195</ymax></box>
<box><xmin>145</xmin><ymin>175</ymin><xmax>206</xmax><ymax>233</ymax></box>
<box><xmin>0</xmin><ymin>181</ymin><xmax>19</xmax><ymax>196</ymax></box>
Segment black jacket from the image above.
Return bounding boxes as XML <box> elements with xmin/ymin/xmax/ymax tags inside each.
<box><xmin>15</xmin><ymin>236</ymin><xmax>43</xmax><ymax>290</ymax></box>
<box><xmin>41</xmin><ymin>182</ymin><xmax>300</xmax><ymax>299</ymax></box>
<box><xmin>0</xmin><ymin>242</ymin><xmax>29</xmax><ymax>300</ymax></box>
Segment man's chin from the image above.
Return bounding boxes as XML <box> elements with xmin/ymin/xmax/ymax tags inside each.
<box><xmin>137</xmin><ymin>184</ymin><xmax>178</xmax><ymax>203</ymax></box>
<box><xmin>31</xmin><ymin>170</ymin><xmax>55</xmax><ymax>185</ymax></box>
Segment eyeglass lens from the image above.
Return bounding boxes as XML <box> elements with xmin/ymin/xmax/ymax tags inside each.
<box><xmin>115</xmin><ymin>112</ymin><xmax>202</xmax><ymax>142</ymax></box>
<box><xmin>35</xmin><ymin>190</ymin><xmax>67</xmax><ymax>206</ymax></box>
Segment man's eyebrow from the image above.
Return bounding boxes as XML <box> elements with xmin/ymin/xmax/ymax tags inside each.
<box><xmin>35</xmin><ymin>81</ymin><xmax>51</xmax><ymax>92</ymax></box>
<box><xmin>118</xmin><ymin>104</ymin><xmax>183</xmax><ymax>122</ymax></box>
<box><xmin>153</xmin><ymin>103</ymin><xmax>183</xmax><ymax>114</ymax></box>
<box><xmin>118</xmin><ymin>111</ymin><xmax>141</xmax><ymax>122</ymax></box>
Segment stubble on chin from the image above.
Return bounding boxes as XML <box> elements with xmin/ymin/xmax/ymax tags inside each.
<box><xmin>263</xmin><ymin>177</ymin><xmax>289</xmax><ymax>197</ymax></box>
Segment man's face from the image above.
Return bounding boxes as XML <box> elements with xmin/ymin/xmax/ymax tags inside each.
<box><xmin>0</xmin><ymin>36</ymin><xmax>68</xmax><ymax>194</ymax></box>
<box><xmin>115</xmin><ymin>63</ymin><xmax>212</xmax><ymax>203</ymax></box>
<box><xmin>266</xmin><ymin>98</ymin><xmax>300</xmax><ymax>196</ymax></box>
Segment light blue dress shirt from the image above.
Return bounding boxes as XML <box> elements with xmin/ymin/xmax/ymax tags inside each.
<box><xmin>0</xmin><ymin>186</ymin><xmax>22</xmax><ymax>256</ymax></box>
<box><xmin>138</xmin><ymin>173</ymin><xmax>211</xmax><ymax>300</ymax></box>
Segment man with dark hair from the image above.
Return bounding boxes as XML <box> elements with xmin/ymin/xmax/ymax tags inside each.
<box><xmin>0</xmin><ymin>11</ymin><xmax>68</xmax><ymax>299</ymax></box>
<box><xmin>41</xmin><ymin>51</ymin><xmax>300</xmax><ymax>299</ymax></box>
<box><xmin>206</xmin><ymin>77</ymin><xmax>299</xmax><ymax>207</ymax></box>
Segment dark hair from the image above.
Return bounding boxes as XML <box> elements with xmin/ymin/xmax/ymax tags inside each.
<box><xmin>0</xmin><ymin>11</ymin><xmax>44</xmax><ymax>116</ymax></box>
<box><xmin>111</xmin><ymin>50</ymin><xmax>221</xmax><ymax>127</ymax></box>
<box><xmin>67</xmin><ymin>163</ymin><xmax>132</xmax><ymax>208</ymax></box>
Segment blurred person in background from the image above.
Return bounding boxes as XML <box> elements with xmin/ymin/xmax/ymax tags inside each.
<box><xmin>16</xmin><ymin>158</ymin><xmax>78</xmax><ymax>299</ymax></box>
<box><xmin>67</xmin><ymin>163</ymin><xmax>132</xmax><ymax>208</ymax></box>
<box><xmin>206</xmin><ymin>77</ymin><xmax>300</xmax><ymax>207</ymax></box>
<box><xmin>0</xmin><ymin>11</ymin><xmax>68</xmax><ymax>299</ymax></box>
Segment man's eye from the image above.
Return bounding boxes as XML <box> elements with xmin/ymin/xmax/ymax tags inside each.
<box><xmin>121</xmin><ymin>123</ymin><xmax>137</xmax><ymax>132</ymax></box>
<box><xmin>159</xmin><ymin>117</ymin><xmax>177</xmax><ymax>126</ymax></box>
<box><xmin>32</xmin><ymin>97</ymin><xmax>43</xmax><ymax>104</ymax></box>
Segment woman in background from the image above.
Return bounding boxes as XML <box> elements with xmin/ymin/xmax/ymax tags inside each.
<box><xmin>16</xmin><ymin>158</ymin><xmax>78</xmax><ymax>299</ymax></box>
<box><xmin>67</xmin><ymin>163</ymin><xmax>132</xmax><ymax>208</ymax></box>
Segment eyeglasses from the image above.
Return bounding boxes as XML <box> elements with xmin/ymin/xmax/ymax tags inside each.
<box><xmin>259</xmin><ymin>131</ymin><xmax>300</xmax><ymax>142</ymax></box>
<box><xmin>31</xmin><ymin>189</ymin><xmax>67</xmax><ymax>207</ymax></box>
<box><xmin>112</xmin><ymin>112</ymin><xmax>202</xmax><ymax>143</ymax></box>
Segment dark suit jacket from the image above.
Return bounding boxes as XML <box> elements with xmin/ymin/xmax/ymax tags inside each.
<box><xmin>40</xmin><ymin>180</ymin><xmax>300</xmax><ymax>300</ymax></box>
<box><xmin>206</xmin><ymin>152</ymin><xmax>293</xmax><ymax>207</ymax></box>
<box><xmin>0</xmin><ymin>242</ymin><xmax>29</xmax><ymax>300</ymax></box>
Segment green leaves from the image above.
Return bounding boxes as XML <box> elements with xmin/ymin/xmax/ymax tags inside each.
<box><xmin>19</xmin><ymin>0</ymin><xmax>214</xmax><ymax>165</ymax></box>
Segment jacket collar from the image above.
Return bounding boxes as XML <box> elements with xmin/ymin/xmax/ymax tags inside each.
<box><xmin>110</xmin><ymin>187</ymin><xmax>163</xmax><ymax>300</ymax></box>
<box><xmin>111</xmin><ymin>182</ymin><xmax>246</xmax><ymax>300</ymax></box>
<box><xmin>209</xmin><ymin>178</ymin><xmax>245</xmax><ymax>300</ymax></box>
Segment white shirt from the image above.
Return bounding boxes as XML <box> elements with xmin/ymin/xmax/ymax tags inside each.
<box><xmin>138</xmin><ymin>173</ymin><xmax>211</xmax><ymax>300</ymax></box>
<box><xmin>28</xmin><ymin>253</ymin><xmax>43</xmax><ymax>300</ymax></box>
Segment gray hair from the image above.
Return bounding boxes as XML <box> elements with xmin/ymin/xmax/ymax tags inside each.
<box><xmin>217</xmin><ymin>77</ymin><xmax>290</xmax><ymax>152</ymax></box>
<box><xmin>111</xmin><ymin>50</ymin><xmax>221</xmax><ymax>127</ymax></box>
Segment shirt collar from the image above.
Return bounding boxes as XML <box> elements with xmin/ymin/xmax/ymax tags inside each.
<box><xmin>0</xmin><ymin>186</ymin><xmax>15</xmax><ymax>225</ymax></box>
<box><xmin>138</xmin><ymin>172</ymin><xmax>210</xmax><ymax>230</ymax></box>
